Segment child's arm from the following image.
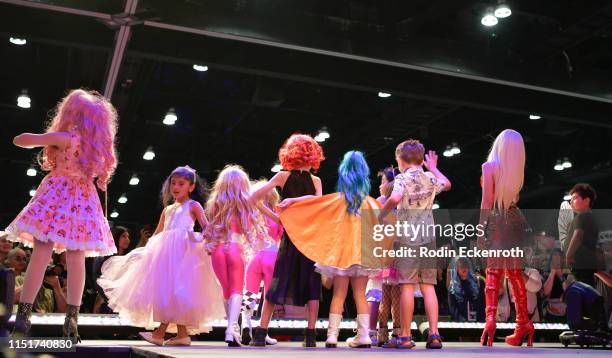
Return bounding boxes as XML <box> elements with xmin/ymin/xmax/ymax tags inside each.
<box><xmin>257</xmin><ymin>201</ymin><xmax>280</xmax><ymax>224</ymax></box>
<box><xmin>190</xmin><ymin>201</ymin><xmax>209</xmax><ymax>229</ymax></box>
<box><xmin>378</xmin><ymin>192</ymin><xmax>401</xmax><ymax>223</ymax></box>
<box><xmin>251</xmin><ymin>171</ymin><xmax>290</xmax><ymax>203</ymax></box>
<box><xmin>13</xmin><ymin>132</ymin><xmax>71</xmax><ymax>149</ymax></box>
<box><xmin>152</xmin><ymin>208</ymin><xmax>166</xmax><ymax>236</ymax></box>
<box><xmin>277</xmin><ymin>175</ymin><xmax>322</xmax><ymax>209</ymax></box>
<box><xmin>423</xmin><ymin>150</ymin><xmax>451</xmax><ymax>191</ymax></box>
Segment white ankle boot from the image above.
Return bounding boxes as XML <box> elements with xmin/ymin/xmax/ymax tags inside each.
<box><xmin>225</xmin><ymin>294</ymin><xmax>242</xmax><ymax>346</ymax></box>
<box><xmin>265</xmin><ymin>334</ymin><xmax>278</xmax><ymax>345</ymax></box>
<box><xmin>346</xmin><ymin>314</ymin><xmax>372</xmax><ymax>348</ymax></box>
<box><xmin>326</xmin><ymin>313</ymin><xmax>342</xmax><ymax>348</ymax></box>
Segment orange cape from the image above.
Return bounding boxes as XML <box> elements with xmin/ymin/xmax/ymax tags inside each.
<box><xmin>279</xmin><ymin>193</ymin><xmax>394</xmax><ymax>270</ymax></box>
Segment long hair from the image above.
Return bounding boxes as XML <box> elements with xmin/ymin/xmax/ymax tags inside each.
<box><xmin>486</xmin><ymin>129</ymin><xmax>525</xmax><ymax>210</ymax></box>
<box><xmin>337</xmin><ymin>151</ymin><xmax>371</xmax><ymax>214</ymax></box>
<box><xmin>448</xmin><ymin>257</ymin><xmax>479</xmax><ymax>303</ymax></box>
<box><xmin>160</xmin><ymin>166</ymin><xmax>206</xmax><ymax>207</ymax></box>
<box><xmin>40</xmin><ymin>89</ymin><xmax>118</xmax><ymax>191</ymax></box>
<box><xmin>205</xmin><ymin>165</ymin><xmax>266</xmax><ymax>247</ymax></box>
<box><xmin>251</xmin><ymin>179</ymin><xmax>280</xmax><ymax>210</ymax></box>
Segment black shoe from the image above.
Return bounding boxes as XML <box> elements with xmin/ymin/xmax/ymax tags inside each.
<box><xmin>251</xmin><ymin>327</ymin><xmax>267</xmax><ymax>347</ymax></box>
<box><xmin>303</xmin><ymin>328</ymin><xmax>317</xmax><ymax>347</ymax></box>
<box><xmin>241</xmin><ymin>327</ymin><xmax>252</xmax><ymax>345</ymax></box>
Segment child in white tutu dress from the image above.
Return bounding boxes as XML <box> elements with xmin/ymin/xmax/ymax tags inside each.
<box><xmin>97</xmin><ymin>166</ymin><xmax>224</xmax><ymax>346</ymax></box>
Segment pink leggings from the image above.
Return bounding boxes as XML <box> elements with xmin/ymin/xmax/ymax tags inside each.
<box><xmin>211</xmin><ymin>243</ymin><xmax>245</xmax><ymax>300</ymax></box>
<box><xmin>245</xmin><ymin>250</ymin><xmax>278</xmax><ymax>294</ymax></box>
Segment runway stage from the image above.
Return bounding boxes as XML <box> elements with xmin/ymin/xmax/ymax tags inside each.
<box><xmin>43</xmin><ymin>341</ymin><xmax>610</xmax><ymax>358</ymax></box>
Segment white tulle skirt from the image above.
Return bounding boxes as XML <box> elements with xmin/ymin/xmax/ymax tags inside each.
<box><xmin>97</xmin><ymin>228</ymin><xmax>225</xmax><ymax>334</ymax></box>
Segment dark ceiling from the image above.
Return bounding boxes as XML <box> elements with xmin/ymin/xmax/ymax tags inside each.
<box><xmin>1</xmin><ymin>0</ymin><xmax>611</xmax><ymax>231</ymax></box>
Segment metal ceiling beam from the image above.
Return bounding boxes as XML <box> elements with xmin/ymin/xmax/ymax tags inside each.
<box><xmin>103</xmin><ymin>0</ymin><xmax>139</xmax><ymax>99</ymax></box>
<box><xmin>0</xmin><ymin>0</ymin><xmax>111</xmax><ymax>20</ymax></box>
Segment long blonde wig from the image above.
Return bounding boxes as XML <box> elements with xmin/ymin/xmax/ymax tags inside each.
<box><xmin>486</xmin><ymin>129</ymin><xmax>525</xmax><ymax>210</ymax></box>
<box><xmin>205</xmin><ymin>165</ymin><xmax>266</xmax><ymax>247</ymax></box>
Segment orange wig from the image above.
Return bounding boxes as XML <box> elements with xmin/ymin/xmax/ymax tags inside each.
<box><xmin>278</xmin><ymin>134</ymin><xmax>325</xmax><ymax>171</ymax></box>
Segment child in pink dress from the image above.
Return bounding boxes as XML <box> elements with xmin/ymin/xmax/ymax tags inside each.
<box><xmin>5</xmin><ymin>89</ymin><xmax>118</xmax><ymax>341</ymax></box>
<box><xmin>241</xmin><ymin>180</ymin><xmax>283</xmax><ymax>345</ymax></box>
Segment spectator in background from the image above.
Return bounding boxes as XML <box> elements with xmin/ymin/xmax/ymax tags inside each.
<box><xmin>92</xmin><ymin>226</ymin><xmax>131</xmax><ymax>313</ymax></box>
<box><xmin>447</xmin><ymin>257</ymin><xmax>485</xmax><ymax>322</ymax></box>
<box><xmin>542</xmin><ymin>249</ymin><xmax>568</xmax><ymax>322</ymax></box>
<box><xmin>9</xmin><ymin>248</ymin><xmax>67</xmax><ymax>313</ymax></box>
<box><xmin>135</xmin><ymin>224</ymin><xmax>152</xmax><ymax>249</ymax></box>
<box><xmin>566</xmin><ymin>184</ymin><xmax>599</xmax><ymax>287</ymax></box>
<box><xmin>0</xmin><ymin>233</ymin><xmax>12</xmax><ymax>264</ymax></box>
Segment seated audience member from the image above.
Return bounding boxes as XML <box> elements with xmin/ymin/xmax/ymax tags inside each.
<box><xmin>0</xmin><ymin>233</ymin><xmax>12</xmax><ymax>264</ymax></box>
<box><xmin>9</xmin><ymin>248</ymin><xmax>66</xmax><ymax>313</ymax></box>
<box><xmin>542</xmin><ymin>249</ymin><xmax>568</xmax><ymax>322</ymax></box>
<box><xmin>93</xmin><ymin>226</ymin><xmax>131</xmax><ymax>313</ymax></box>
<box><xmin>447</xmin><ymin>257</ymin><xmax>485</xmax><ymax>321</ymax></box>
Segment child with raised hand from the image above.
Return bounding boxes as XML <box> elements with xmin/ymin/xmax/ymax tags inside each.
<box><xmin>378</xmin><ymin>140</ymin><xmax>451</xmax><ymax>349</ymax></box>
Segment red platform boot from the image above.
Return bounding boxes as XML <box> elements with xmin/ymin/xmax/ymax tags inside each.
<box><xmin>481</xmin><ymin>268</ymin><xmax>503</xmax><ymax>347</ymax></box>
<box><xmin>505</xmin><ymin>269</ymin><xmax>534</xmax><ymax>347</ymax></box>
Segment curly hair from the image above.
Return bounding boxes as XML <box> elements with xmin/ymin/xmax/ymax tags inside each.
<box><xmin>205</xmin><ymin>165</ymin><xmax>267</xmax><ymax>253</ymax></box>
<box><xmin>278</xmin><ymin>134</ymin><xmax>325</xmax><ymax>171</ymax></box>
<box><xmin>39</xmin><ymin>89</ymin><xmax>118</xmax><ymax>191</ymax></box>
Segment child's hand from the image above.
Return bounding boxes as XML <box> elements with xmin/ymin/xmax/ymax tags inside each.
<box><xmin>277</xmin><ymin>198</ymin><xmax>294</xmax><ymax>211</ymax></box>
<box><xmin>424</xmin><ymin>150</ymin><xmax>438</xmax><ymax>170</ymax></box>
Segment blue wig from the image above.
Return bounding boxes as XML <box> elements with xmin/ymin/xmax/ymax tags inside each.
<box><xmin>336</xmin><ymin>151</ymin><xmax>371</xmax><ymax>214</ymax></box>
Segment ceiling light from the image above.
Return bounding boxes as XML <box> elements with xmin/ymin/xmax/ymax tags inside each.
<box><xmin>143</xmin><ymin>147</ymin><xmax>155</xmax><ymax>160</ymax></box>
<box><xmin>378</xmin><ymin>92</ymin><xmax>391</xmax><ymax>98</ymax></box>
<box><xmin>271</xmin><ymin>163</ymin><xmax>282</xmax><ymax>173</ymax></box>
<box><xmin>9</xmin><ymin>37</ymin><xmax>26</xmax><ymax>45</ymax></box>
<box><xmin>26</xmin><ymin>166</ymin><xmax>37</xmax><ymax>177</ymax></box>
<box><xmin>193</xmin><ymin>64</ymin><xmax>208</xmax><ymax>72</ymax></box>
<box><xmin>481</xmin><ymin>8</ymin><xmax>498</xmax><ymax>27</ymax></box>
<box><xmin>17</xmin><ymin>90</ymin><xmax>31</xmax><ymax>109</ymax></box>
<box><xmin>129</xmin><ymin>174</ymin><xmax>140</xmax><ymax>186</ymax></box>
<box><xmin>163</xmin><ymin>108</ymin><xmax>177</xmax><ymax>125</ymax></box>
<box><xmin>118</xmin><ymin>194</ymin><xmax>127</xmax><ymax>204</ymax></box>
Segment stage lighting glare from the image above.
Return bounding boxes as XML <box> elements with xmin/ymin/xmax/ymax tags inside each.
<box><xmin>562</xmin><ymin>158</ymin><xmax>572</xmax><ymax>169</ymax></box>
<box><xmin>17</xmin><ymin>90</ymin><xmax>31</xmax><ymax>109</ymax></box>
<box><xmin>118</xmin><ymin>194</ymin><xmax>128</xmax><ymax>204</ymax></box>
<box><xmin>494</xmin><ymin>4</ymin><xmax>512</xmax><ymax>18</ymax></box>
<box><xmin>563</xmin><ymin>193</ymin><xmax>571</xmax><ymax>201</ymax></box>
<box><xmin>9</xmin><ymin>37</ymin><xmax>26</xmax><ymax>45</ymax></box>
<box><xmin>432</xmin><ymin>202</ymin><xmax>440</xmax><ymax>210</ymax></box>
<box><xmin>110</xmin><ymin>211</ymin><xmax>119</xmax><ymax>218</ymax></box>
<box><xmin>193</xmin><ymin>64</ymin><xmax>208</xmax><ymax>72</ymax></box>
<box><xmin>163</xmin><ymin>108</ymin><xmax>177</xmax><ymax>125</ymax></box>
<box><xmin>529</xmin><ymin>114</ymin><xmax>541</xmax><ymax>120</ymax></box>
<box><xmin>481</xmin><ymin>11</ymin><xmax>498</xmax><ymax>27</ymax></box>
<box><xmin>143</xmin><ymin>147</ymin><xmax>155</xmax><ymax>160</ymax></box>
<box><xmin>553</xmin><ymin>161</ymin><xmax>564</xmax><ymax>171</ymax></box>
<box><xmin>450</xmin><ymin>143</ymin><xmax>461</xmax><ymax>155</ymax></box>
<box><xmin>378</xmin><ymin>92</ymin><xmax>391</xmax><ymax>98</ymax></box>
<box><xmin>129</xmin><ymin>175</ymin><xmax>140</xmax><ymax>186</ymax></box>
<box><xmin>29</xmin><ymin>188</ymin><xmax>36</xmax><ymax>197</ymax></box>
<box><xmin>26</xmin><ymin>167</ymin><xmax>37</xmax><ymax>177</ymax></box>
<box><xmin>271</xmin><ymin>163</ymin><xmax>282</xmax><ymax>173</ymax></box>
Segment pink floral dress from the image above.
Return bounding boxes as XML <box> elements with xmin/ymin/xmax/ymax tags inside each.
<box><xmin>5</xmin><ymin>130</ymin><xmax>116</xmax><ymax>257</ymax></box>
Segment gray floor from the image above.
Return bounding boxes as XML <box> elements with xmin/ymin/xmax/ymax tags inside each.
<box><xmin>80</xmin><ymin>340</ymin><xmax>610</xmax><ymax>358</ymax></box>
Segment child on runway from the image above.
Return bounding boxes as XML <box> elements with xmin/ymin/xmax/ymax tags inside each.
<box><xmin>6</xmin><ymin>89</ymin><xmax>118</xmax><ymax>341</ymax></box>
<box><xmin>278</xmin><ymin>151</ymin><xmax>392</xmax><ymax>348</ymax></box>
<box><xmin>240</xmin><ymin>180</ymin><xmax>283</xmax><ymax>346</ymax></box>
<box><xmin>98</xmin><ymin>166</ymin><xmax>224</xmax><ymax>346</ymax></box>
<box><xmin>205</xmin><ymin>165</ymin><xmax>267</xmax><ymax>347</ymax></box>
<box><xmin>249</xmin><ymin>133</ymin><xmax>324</xmax><ymax>347</ymax></box>
<box><xmin>378</xmin><ymin>140</ymin><xmax>451</xmax><ymax>349</ymax></box>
